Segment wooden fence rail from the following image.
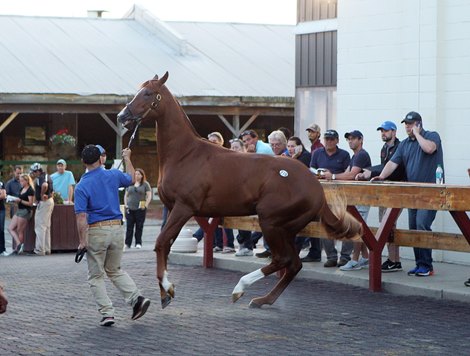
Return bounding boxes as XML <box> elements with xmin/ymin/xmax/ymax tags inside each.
<box><xmin>195</xmin><ymin>181</ymin><xmax>470</xmax><ymax>292</ymax></box>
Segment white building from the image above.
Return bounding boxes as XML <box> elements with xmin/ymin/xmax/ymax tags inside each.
<box><xmin>296</xmin><ymin>0</ymin><xmax>470</xmax><ymax>264</ymax></box>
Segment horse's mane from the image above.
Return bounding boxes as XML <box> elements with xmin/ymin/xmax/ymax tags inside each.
<box><xmin>143</xmin><ymin>80</ymin><xmax>201</xmax><ymax>139</ymax></box>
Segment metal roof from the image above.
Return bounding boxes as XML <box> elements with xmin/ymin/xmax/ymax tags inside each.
<box><xmin>0</xmin><ymin>6</ymin><xmax>294</xmax><ymax>100</ymax></box>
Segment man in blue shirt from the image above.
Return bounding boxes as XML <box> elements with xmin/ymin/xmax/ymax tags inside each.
<box><xmin>75</xmin><ymin>145</ymin><xmax>150</xmax><ymax>326</ymax></box>
<box><xmin>239</xmin><ymin>129</ymin><xmax>273</xmax><ymax>258</ymax></box>
<box><xmin>306</xmin><ymin>129</ymin><xmax>351</xmax><ymax>267</ymax></box>
<box><xmin>5</xmin><ymin>166</ymin><xmax>22</xmax><ymax>219</ymax></box>
<box><xmin>51</xmin><ymin>159</ymin><xmax>76</xmax><ymax>203</ymax></box>
<box><xmin>373</xmin><ymin>111</ymin><xmax>444</xmax><ymax>277</ymax></box>
<box><xmin>240</xmin><ymin>129</ymin><xmax>274</xmax><ymax>155</ymax></box>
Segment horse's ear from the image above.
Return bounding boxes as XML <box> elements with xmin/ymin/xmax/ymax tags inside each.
<box><xmin>158</xmin><ymin>71</ymin><xmax>169</xmax><ymax>86</ymax></box>
<box><xmin>153</xmin><ymin>74</ymin><xmax>159</xmax><ymax>80</ymax></box>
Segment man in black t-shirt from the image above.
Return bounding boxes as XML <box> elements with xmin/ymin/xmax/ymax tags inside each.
<box><xmin>356</xmin><ymin>121</ymin><xmax>406</xmax><ymax>272</ymax></box>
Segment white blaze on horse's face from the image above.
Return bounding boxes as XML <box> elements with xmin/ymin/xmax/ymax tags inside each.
<box><xmin>130</xmin><ymin>87</ymin><xmax>155</xmax><ymax>118</ymax></box>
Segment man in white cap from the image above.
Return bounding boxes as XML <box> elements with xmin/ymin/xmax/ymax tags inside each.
<box><xmin>51</xmin><ymin>159</ymin><xmax>76</xmax><ymax>203</ymax></box>
<box><xmin>305</xmin><ymin>123</ymin><xmax>323</xmax><ymax>154</ymax></box>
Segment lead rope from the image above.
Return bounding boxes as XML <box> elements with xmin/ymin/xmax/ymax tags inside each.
<box><xmin>116</xmin><ymin>120</ymin><xmax>141</xmax><ymax>170</ymax></box>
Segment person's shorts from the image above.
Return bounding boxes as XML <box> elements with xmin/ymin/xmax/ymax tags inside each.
<box><xmin>16</xmin><ymin>208</ymin><xmax>32</xmax><ymax>220</ymax></box>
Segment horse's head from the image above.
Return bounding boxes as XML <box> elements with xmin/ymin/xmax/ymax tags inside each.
<box><xmin>117</xmin><ymin>72</ymin><xmax>169</xmax><ymax>130</ymax></box>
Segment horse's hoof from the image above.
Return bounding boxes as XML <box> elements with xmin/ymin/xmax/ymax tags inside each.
<box><xmin>232</xmin><ymin>292</ymin><xmax>244</xmax><ymax>303</ymax></box>
<box><xmin>168</xmin><ymin>284</ymin><xmax>175</xmax><ymax>298</ymax></box>
<box><xmin>161</xmin><ymin>295</ymin><xmax>172</xmax><ymax>309</ymax></box>
<box><xmin>248</xmin><ymin>300</ymin><xmax>262</xmax><ymax>309</ymax></box>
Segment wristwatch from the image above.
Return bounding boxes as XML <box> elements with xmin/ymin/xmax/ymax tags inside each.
<box><xmin>332</xmin><ymin>174</ymin><xmax>336</xmax><ymax>180</ymax></box>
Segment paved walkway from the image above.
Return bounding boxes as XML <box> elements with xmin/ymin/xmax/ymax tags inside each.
<box><xmin>142</xmin><ymin>219</ymin><xmax>470</xmax><ymax>304</ymax></box>
<box><xmin>2</xmin><ymin>218</ymin><xmax>470</xmax><ymax>354</ymax></box>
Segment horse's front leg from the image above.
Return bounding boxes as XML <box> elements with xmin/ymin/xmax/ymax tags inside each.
<box><xmin>154</xmin><ymin>207</ymin><xmax>192</xmax><ymax>309</ymax></box>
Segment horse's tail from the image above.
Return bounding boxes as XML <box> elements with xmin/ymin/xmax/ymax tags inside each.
<box><xmin>319</xmin><ymin>190</ymin><xmax>362</xmax><ymax>240</ymax></box>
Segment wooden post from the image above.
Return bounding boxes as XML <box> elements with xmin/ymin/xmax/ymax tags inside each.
<box><xmin>194</xmin><ymin>217</ymin><xmax>220</xmax><ymax>268</ymax></box>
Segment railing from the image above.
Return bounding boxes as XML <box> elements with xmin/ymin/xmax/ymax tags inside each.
<box><xmin>195</xmin><ymin>181</ymin><xmax>470</xmax><ymax>292</ymax></box>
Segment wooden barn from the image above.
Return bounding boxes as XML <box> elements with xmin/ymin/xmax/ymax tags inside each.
<box><xmin>0</xmin><ymin>5</ymin><xmax>295</xmax><ymax>185</ymax></box>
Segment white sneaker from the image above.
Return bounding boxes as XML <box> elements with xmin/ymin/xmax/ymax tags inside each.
<box><xmin>222</xmin><ymin>247</ymin><xmax>236</xmax><ymax>254</ymax></box>
<box><xmin>136</xmin><ymin>244</ymin><xmax>142</xmax><ymax>249</ymax></box>
<box><xmin>235</xmin><ymin>248</ymin><xmax>254</xmax><ymax>257</ymax></box>
<box><xmin>0</xmin><ymin>251</ymin><xmax>8</xmax><ymax>256</ymax></box>
<box><xmin>339</xmin><ymin>260</ymin><xmax>361</xmax><ymax>271</ymax></box>
<box><xmin>358</xmin><ymin>257</ymin><xmax>369</xmax><ymax>268</ymax></box>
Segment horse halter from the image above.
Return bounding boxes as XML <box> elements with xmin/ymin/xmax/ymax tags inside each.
<box><xmin>140</xmin><ymin>92</ymin><xmax>162</xmax><ymax>120</ymax></box>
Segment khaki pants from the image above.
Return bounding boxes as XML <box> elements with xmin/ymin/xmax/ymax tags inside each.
<box><xmin>34</xmin><ymin>197</ymin><xmax>54</xmax><ymax>255</ymax></box>
<box><xmin>86</xmin><ymin>224</ymin><xmax>140</xmax><ymax>317</ymax></box>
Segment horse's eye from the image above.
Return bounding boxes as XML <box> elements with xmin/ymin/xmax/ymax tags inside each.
<box><xmin>144</xmin><ymin>91</ymin><xmax>152</xmax><ymax>97</ymax></box>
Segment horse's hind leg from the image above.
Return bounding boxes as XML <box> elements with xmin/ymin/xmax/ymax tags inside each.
<box><xmin>232</xmin><ymin>228</ymin><xmax>301</xmax><ymax>308</ymax></box>
<box><xmin>154</xmin><ymin>206</ymin><xmax>192</xmax><ymax>309</ymax></box>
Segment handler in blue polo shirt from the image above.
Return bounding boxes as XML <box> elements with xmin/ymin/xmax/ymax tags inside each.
<box><xmin>74</xmin><ymin>144</ymin><xmax>150</xmax><ymax>326</ymax></box>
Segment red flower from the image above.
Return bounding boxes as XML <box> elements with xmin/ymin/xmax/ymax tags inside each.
<box><xmin>56</xmin><ymin>128</ymin><xmax>68</xmax><ymax>135</ymax></box>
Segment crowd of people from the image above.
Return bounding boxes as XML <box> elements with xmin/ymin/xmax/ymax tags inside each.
<box><xmin>198</xmin><ymin>111</ymin><xmax>445</xmax><ymax>279</ymax></box>
<box><xmin>0</xmin><ymin>145</ymin><xmax>152</xmax><ymax>325</ymax></box>
<box><xmin>0</xmin><ymin>110</ymin><xmax>454</xmax><ymax>319</ymax></box>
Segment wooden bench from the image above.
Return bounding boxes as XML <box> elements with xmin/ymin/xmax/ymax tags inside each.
<box><xmin>195</xmin><ymin>181</ymin><xmax>470</xmax><ymax>292</ymax></box>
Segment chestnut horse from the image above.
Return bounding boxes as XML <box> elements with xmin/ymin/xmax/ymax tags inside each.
<box><xmin>117</xmin><ymin>72</ymin><xmax>361</xmax><ymax>309</ymax></box>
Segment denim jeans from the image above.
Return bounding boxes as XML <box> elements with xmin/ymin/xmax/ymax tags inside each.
<box><xmin>250</xmin><ymin>231</ymin><xmax>270</xmax><ymax>250</ymax></box>
<box><xmin>125</xmin><ymin>208</ymin><xmax>147</xmax><ymax>246</ymax></box>
<box><xmin>408</xmin><ymin>209</ymin><xmax>437</xmax><ymax>269</ymax></box>
<box><xmin>321</xmin><ymin>205</ymin><xmax>369</xmax><ymax>261</ymax></box>
<box><xmin>0</xmin><ymin>209</ymin><xmax>5</xmax><ymax>253</ymax></box>
<box><xmin>236</xmin><ymin>230</ymin><xmax>253</xmax><ymax>250</ymax></box>
<box><xmin>296</xmin><ymin>236</ymin><xmax>321</xmax><ymax>259</ymax></box>
<box><xmin>193</xmin><ymin>227</ymin><xmax>235</xmax><ymax>248</ymax></box>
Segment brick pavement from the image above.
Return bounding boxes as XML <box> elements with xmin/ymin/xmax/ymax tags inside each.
<box><xmin>1</xmin><ymin>248</ymin><xmax>470</xmax><ymax>355</ymax></box>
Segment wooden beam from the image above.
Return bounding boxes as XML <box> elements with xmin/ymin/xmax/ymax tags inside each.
<box><xmin>222</xmin><ymin>216</ymin><xmax>470</xmax><ymax>253</ymax></box>
<box><xmin>0</xmin><ymin>112</ymin><xmax>19</xmax><ymax>133</ymax></box>
<box><xmin>393</xmin><ymin>230</ymin><xmax>470</xmax><ymax>252</ymax></box>
<box><xmin>321</xmin><ymin>181</ymin><xmax>470</xmax><ymax>211</ymax></box>
<box><xmin>217</xmin><ymin>114</ymin><xmax>237</xmax><ymax>136</ymax></box>
<box><xmin>239</xmin><ymin>111</ymin><xmax>260</xmax><ymax>133</ymax></box>
<box><xmin>99</xmin><ymin>113</ymin><xmax>121</xmax><ymax>135</ymax></box>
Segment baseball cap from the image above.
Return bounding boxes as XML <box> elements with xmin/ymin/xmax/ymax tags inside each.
<box><xmin>30</xmin><ymin>163</ymin><xmax>42</xmax><ymax>172</ymax></box>
<box><xmin>376</xmin><ymin>121</ymin><xmax>397</xmax><ymax>131</ymax></box>
<box><xmin>306</xmin><ymin>123</ymin><xmax>320</xmax><ymax>132</ymax></box>
<box><xmin>95</xmin><ymin>144</ymin><xmax>106</xmax><ymax>155</ymax></box>
<box><xmin>56</xmin><ymin>159</ymin><xmax>66</xmax><ymax>165</ymax></box>
<box><xmin>81</xmin><ymin>145</ymin><xmax>101</xmax><ymax>164</ymax></box>
<box><xmin>323</xmin><ymin>129</ymin><xmax>339</xmax><ymax>139</ymax></box>
<box><xmin>401</xmin><ymin>111</ymin><xmax>422</xmax><ymax>123</ymax></box>
<box><xmin>344</xmin><ymin>130</ymin><xmax>363</xmax><ymax>139</ymax></box>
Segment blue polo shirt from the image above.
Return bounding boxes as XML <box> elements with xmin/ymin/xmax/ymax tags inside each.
<box><xmin>390</xmin><ymin>129</ymin><xmax>443</xmax><ymax>183</ymax></box>
<box><xmin>51</xmin><ymin>170</ymin><xmax>76</xmax><ymax>200</ymax></box>
<box><xmin>310</xmin><ymin>147</ymin><xmax>351</xmax><ymax>173</ymax></box>
<box><xmin>256</xmin><ymin>140</ymin><xmax>274</xmax><ymax>155</ymax></box>
<box><xmin>74</xmin><ymin>167</ymin><xmax>132</xmax><ymax>224</ymax></box>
